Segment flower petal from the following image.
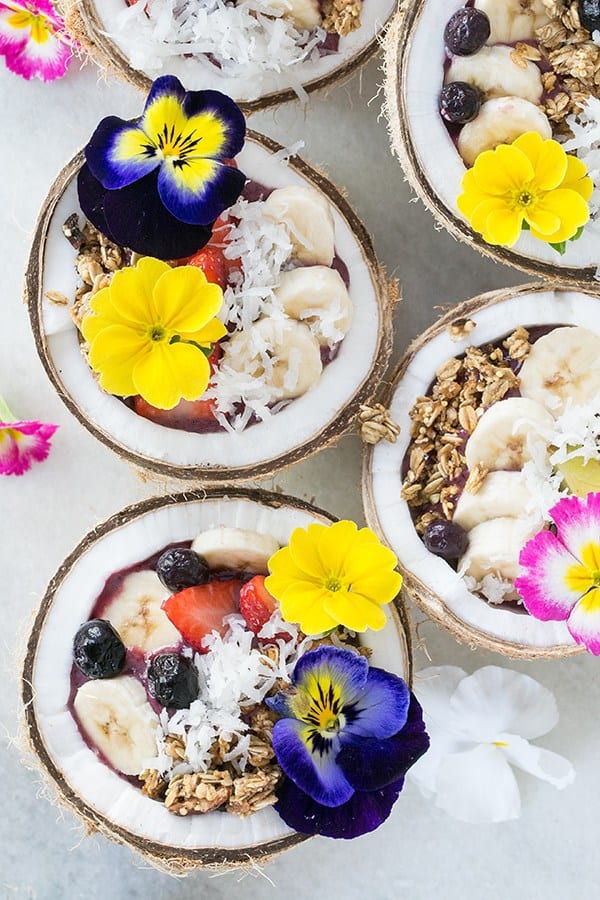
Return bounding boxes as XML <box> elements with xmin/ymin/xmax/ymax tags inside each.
<box><xmin>85</xmin><ymin>117</ymin><xmax>159</xmax><ymax>190</ymax></box>
<box><xmin>315</xmin><ymin>520</ymin><xmax>359</xmax><ymax>578</ymax></box>
<box><xmin>271</xmin><ymin>718</ymin><xmax>353</xmax><ymax>807</ymax></box>
<box><xmin>274</xmin><ymin>774</ymin><xmax>405</xmax><ymax>839</ymax></box>
<box><xmin>483</xmin><ymin>206</ymin><xmax>523</xmax><ymax>246</ymax></box>
<box><xmin>180</xmin><ymin>318</ymin><xmax>227</xmax><ymax>346</ymax></box>
<box><xmin>413</xmin><ymin>666</ymin><xmax>467</xmax><ymax>733</ymax></box>
<box><xmin>528</xmin><ymin>188</ymin><xmax>590</xmax><ymax>243</ymax></box>
<box><xmin>343</xmin><ymin>666</ymin><xmax>410</xmax><ymax>740</ymax></box>
<box><xmin>77</xmin><ymin>164</ymin><xmax>119</xmax><ymax>245</ymax></box>
<box><xmin>287</xmin><ymin>525</ymin><xmax>327</xmax><ymax>579</ymax></box>
<box><xmin>550</xmin><ymin>493</ymin><xmax>600</xmax><ymax>563</ymax></box>
<box><xmin>157</xmin><ymin>158</ymin><xmax>246</xmax><ymax>226</ymax></box>
<box><xmin>81</xmin><ymin>286</ymin><xmax>132</xmax><ymax>344</ymax></box>
<box><xmin>515</xmin><ymin>529</ymin><xmax>582</xmax><ymax>622</ymax></box>
<box><xmin>323</xmin><ymin>589</ymin><xmax>388</xmax><ymax>632</ymax></box>
<box><xmin>278</xmin><ymin>582</ymin><xmax>338</xmax><ymax>635</ymax></box>
<box><xmin>347</xmin><ymin>569</ymin><xmax>403</xmax><ymax>605</ymax></box>
<box><xmin>512</xmin><ymin>132</ymin><xmax>567</xmax><ymax>191</ymax></box>
<box><xmin>0</xmin><ymin>420</ymin><xmax>57</xmax><ymax>476</ymax></box>
<box><xmin>107</xmin><ymin>257</ymin><xmax>170</xmax><ymax>326</ymax></box>
<box><xmin>338</xmin><ymin>694</ymin><xmax>428</xmax><ymax>791</ymax></box>
<box><xmin>472</xmin><ymin>145</ymin><xmax>535</xmax><ymax>195</ymax></box>
<box><xmin>434</xmin><ymin>744</ymin><xmax>520</xmax><ymax>824</ymax></box>
<box><xmin>0</xmin><ymin>5</ymin><xmax>29</xmax><ymax>52</ymax></box>
<box><xmin>152</xmin><ymin>266</ymin><xmax>223</xmax><ymax>333</ymax></box>
<box><xmin>567</xmin><ymin>588</ymin><xmax>600</xmax><ymax>654</ymax></box>
<box><xmin>562</xmin><ymin>154</ymin><xmax>594</xmax><ymax>201</ymax></box>
<box><xmin>499</xmin><ymin>733</ymin><xmax>575</xmax><ymax>788</ymax></box>
<box><xmin>0</xmin><ymin>4</ymin><xmax>71</xmax><ymax>82</ymax></box>
<box><xmin>132</xmin><ymin>340</ymin><xmax>211</xmax><ymax>409</ymax></box>
<box><xmin>88</xmin><ymin>325</ymin><xmax>148</xmax><ymax>397</ymax></box>
<box><xmin>182</xmin><ymin>88</ymin><xmax>246</xmax><ymax>159</ymax></box>
<box><xmin>292</xmin><ymin>645</ymin><xmax>368</xmax><ymax>706</ymax></box>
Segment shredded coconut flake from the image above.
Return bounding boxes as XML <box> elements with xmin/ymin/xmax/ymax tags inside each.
<box><xmin>564</xmin><ymin>96</ymin><xmax>600</xmax><ymax>224</ymax></box>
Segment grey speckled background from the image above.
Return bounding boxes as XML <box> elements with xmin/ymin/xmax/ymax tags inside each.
<box><xmin>2</xmin><ymin>51</ymin><xmax>597</xmax><ymax>900</ymax></box>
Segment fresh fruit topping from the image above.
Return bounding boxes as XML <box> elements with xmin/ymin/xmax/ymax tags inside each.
<box><xmin>444</xmin><ymin>7</ymin><xmax>490</xmax><ymax>56</ymax></box>
<box><xmin>73</xmin><ymin>619</ymin><xmax>127</xmax><ymax>679</ymax></box>
<box><xmin>73</xmin><ymin>675</ymin><xmax>159</xmax><ymax>776</ymax></box>
<box><xmin>273</xmin><ymin>266</ymin><xmax>353</xmax><ymax>346</ymax></box>
<box><xmin>100</xmin><ymin>570</ymin><xmax>180</xmax><ymax>652</ymax></box>
<box><xmin>464</xmin><ymin>397</ymin><xmax>554</xmax><ymax>472</ymax></box>
<box><xmin>147</xmin><ymin>652</ymin><xmax>200</xmax><ymax>709</ymax></box>
<box><xmin>518</xmin><ymin>326</ymin><xmax>600</xmax><ymax>416</ymax></box>
<box><xmin>263</xmin><ymin>185</ymin><xmax>335</xmax><ymax>266</ymax></box>
<box><xmin>156</xmin><ymin>547</ymin><xmax>210</xmax><ymax>592</ymax></box>
<box><xmin>459</xmin><ymin>516</ymin><xmax>540</xmax><ymax>582</ymax></box>
<box><xmin>445</xmin><ymin>46</ymin><xmax>543</xmax><ymax>106</ymax></box>
<box><xmin>580</xmin><ymin>0</ymin><xmax>600</xmax><ymax>32</ymax></box>
<box><xmin>162</xmin><ymin>580</ymin><xmax>243</xmax><ymax>652</ymax></box>
<box><xmin>187</xmin><ymin>246</ymin><xmax>228</xmax><ymax>290</ymax></box>
<box><xmin>457</xmin><ymin>97</ymin><xmax>551</xmax><ymax>167</ymax></box>
<box><xmin>133</xmin><ymin>394</ymin><xmax>218</xmax><ymax>429</ymax></box>
<box><xmin>423</xmin><ymin>520</ymin><xmax>469</xmax><ymax>562</ymax></box>
<box><xmin>453</xmin><ymin>470</ymin><xmax>533</xmax><ymax>531</ymax></box>
<box><xmin>439</xmin><ymin>82</ymin><xmax>481</xmax><ymax>125</ymax></box>
<box><xmin>191</xmin><ymin>527</ymin><xmax>281</xmax><ymax>574</ymax></box>
<box><xmin>239</xmin><ymin>576</ymin><xmax>277</xmax><ymax>634</ymax></box>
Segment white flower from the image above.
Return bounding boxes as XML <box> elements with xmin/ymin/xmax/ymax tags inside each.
<box><xmin>408</xmin><ymin>666</ymin><xmax>575</xmax><ymax>824</ymax></box>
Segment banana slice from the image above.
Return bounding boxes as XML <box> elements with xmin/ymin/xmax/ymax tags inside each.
<box><xmin>74</xmin><ymin>676</ymin><xmax>159</xmax><ymax>776</ymax></box>
<box><xmin>464</xmin><ymin>397</ymin><xmax>554</xmax><ymax>471</ymax></box>
<box><xmin>263</xmin><ymin>186</ymin><xmax>335</xmax><ymax>266</ymax></box>
<box><xmin>221</xmin><ymin>317</ymin><xmax>323</xmax><ymax>402</ymax></box>
<box><xmin>191</xmin><ymin>527</ymin><xmax>280</xmax><ymax>573</ymax></box>
<box><xmin>519</xmin><ymin>326</ymin><xmax>600</xmax><ymax>415</ymax></box>
<box><xmin>102</xmin><ymin>570</ymin><xmax>180</xmax><ymax>652</ymax></box>
<box><xmin>255</xmin><ymin>0</ymin><xmax>321</xmax><ymax>29</ymax></box>
<box><xmin>453</xmin><ymin>470</ymin><xmax>534</xmax><ymax>531</ymax></box>
<box><xmin>446</xmin><ymin>46</ymin><xmax>543</xmax><ymax>105</ymax></box>
<box><xmin>274</xmin><ymin>266</ymin><xmax>353</xmax><ymax>346</ymax></box>
<box><xmin>459</xmin><ymin>516</ymin><xmax>541</xmax><ymax>582</ymax></box>
<box><xmin>457</xmin><ymin>97</ymin><xmax>551</xmax><ymax>167</ymax></box>
<box><xmin>474</xmin><ymin>0</ymin><xmax>549</xmax><ymax>43</ymax></box>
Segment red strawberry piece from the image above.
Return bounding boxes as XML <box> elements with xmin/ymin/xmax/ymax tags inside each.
<box><xmin>239</xmin><ymin>576</ymin><xmax>278</xmax><ymax>635</ymax></box>
<box><xmin>133</xmin><ymin>395</ymin><xmax>218</xmax><ymax>429</ymax></box>
<box><xmin>162</xmin><ymin>580</ymin><xmax>243</xmax><ymax>652</ymax></box>
<box><xmin>187</xmin><ymin>247</ymin><xmax>228</xmax><ymax>290</ymax></box>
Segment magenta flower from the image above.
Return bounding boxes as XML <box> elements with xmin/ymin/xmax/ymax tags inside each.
<box><xmin>515</xmin><ymin>493</ymin><xmax>600</xmax><ymax>654</ymax></box>
<box><xmin>0</xmin><ymin>394</ymin><xmax>58</xmax><ymax>476</ymax></box>
<box><xmin>0</xmin><ymin>0</ymin><xmax>72</xmax><ymax>82</ymax></box>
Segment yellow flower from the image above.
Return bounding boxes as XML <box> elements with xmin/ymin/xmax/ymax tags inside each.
<box><xmin>265</xmin><ymin>520</ymin><xmax>403</xmax><ymax>635</ymax></box>
<box><xmin>81</xmin><ymin>257</ymin><xmax>226</xmax><ymax>409</ymax></box>
<box><xmin>457</xmin><ymin>132</ymin><xmax>593</xmax><ymax>248</ymax></box>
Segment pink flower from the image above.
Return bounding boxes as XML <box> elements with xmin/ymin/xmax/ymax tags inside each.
<box><xmin>0</xmin><ymin>394</ymin><xmax>58</xmax><ymax>476</ymax></box>
<box><xmin>0</xmin><ymin>0</ymin><xmax>72</xmax><ymax>82</ymax></box>
<box><xmin>515</xmin><ymin>493</ymin><xmax>600</xmax><ymax>654</ymax></box>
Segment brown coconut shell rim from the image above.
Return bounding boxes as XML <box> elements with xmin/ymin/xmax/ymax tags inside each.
<box><xmin>382</xmin><ymin>5</ymin><xmax>600</xmax><ymax>287</ymax></box>
<box><xmin>25</xmin><ymin>130</ymin><xmax>395</xmax><ymax>483</ymax></box>
<box><xmin>361</xmin><ymin>281</ymin><xmax>600</xmax><ymax>659</ymax></box>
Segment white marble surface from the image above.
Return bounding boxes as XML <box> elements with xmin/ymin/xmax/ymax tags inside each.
<box><xmin>1</xmin><ymin>53</ymin><xmax>598</xmax><ymax>900</ymax></box>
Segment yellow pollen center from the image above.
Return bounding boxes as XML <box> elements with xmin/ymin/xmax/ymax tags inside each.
<box><xmin>149</xmin><ymin>325</ymin><xmax>166</xmax><ymax>342</ymax></box>
<box><xmin>324</xmin><ymin>576</ymin><xmax>343</xmax><ymax>592</ymax></box>
<box><xmin>512</xmin><ymin>186</ymin><xmax>537</xmax><ymax>211</ymax></box>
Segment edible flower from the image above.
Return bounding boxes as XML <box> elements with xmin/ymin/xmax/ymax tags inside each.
<box><xmin>78</xmin><ymin>75</ymin><xmax>247</xmax><ymax>260</ymax></box>
<box><xmin>0</xmin><ymin>0</ymin><xmax>72</xmax><ymax>81</ymax></box>
<box><xmin>457</xmin><ymin>132</ymin><xmax>592</xmax><ymax>250</ymax></box>
<box><xmin>516</xmin><ymin>492</ymin><xmax>600</xmax><ymax>654</ymax></box>
<box><xmin>0</xmin><ymin>393</ymin><xmax>57</xmax><ymax>476</ymax></box>
<box><xmin>81</xmin><ymin>256</ymin><xmax>226</xmax><ymax>410</ymax></box>
<box><xmin>409</xmin><ymin>666</ymin><xmax>574</xmax><ymax>824</ymax></box>
<box><xmin>268</xmin><ymin>646</ymin><xmax>429</xmax><ymax>838</ymax></box>
<box><xmin>265</xmin><ymin>520</ymin><xmax>402</xmax><ymax>635</ymax></box>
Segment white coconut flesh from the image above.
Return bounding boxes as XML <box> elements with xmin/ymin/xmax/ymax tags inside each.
<box><xmin>30</xmin><ymin>495</ymin><xmax>410</xmax><ymax>853</ymax></box>
<box><xmin>87</xmin><ymin>0</ymin><xmax>398</xmax><ymax>104</ymax></box>
<box><xmin>39</xmin><ymin>137</ymin><xmax>382</xmax><ymax>474</ymax></box>
<box><xmin>368</xmin><ymin>286</ymin><xmax>600</xmax><ymax>653</ymax></box>
<box><xmin>398</xmin><ymin>0</ymin><xmax>600</xmax><ymax>273</ymax></box>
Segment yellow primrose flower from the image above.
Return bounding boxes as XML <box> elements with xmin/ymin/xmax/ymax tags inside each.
<box><xmin>265</xmin><ymin>520</ymin><xmax>403</xmax><ymax>635</ymax></box>
<box><xmin>457</xmin><ymin>132</ymin><xmax>593</xmax><ymax>248</ymax></box>
<box><xmin>81</xmin><ymin>257</ymin><xmax>226</xmax><ymax>409</ymax></box>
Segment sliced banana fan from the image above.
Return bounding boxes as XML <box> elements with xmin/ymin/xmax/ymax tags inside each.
<box><xmin>21</xmin><ymin>488</ymin><xmax>412</xmax><ymax>873</ymax></box>
<box><xmin>362</xmin><ymin>283</ymin><xmax>600</xmax><ymax>658</ymax></box>
<box><xmin>26</xmin><ymin>131</ymin><xmax>393</xmax><ymax>482</ymax></box>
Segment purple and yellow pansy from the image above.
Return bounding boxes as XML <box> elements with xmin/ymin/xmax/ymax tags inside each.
<box><xmin>78</xmin><ymin>75</ymin><xmax>247</xmax><ymax>260</ymax></box>
<box><xmin>267</xmin><ymin>645</ymin><xmax>429</xmax><ymax>838</ymax></box>
<box><xmin>0</xmin><ymin>0</ymin><xmax>72</xmax><ymax>82</ymax></box>
<box><xmin>516</xmin><ymin>493</ymin><xmax>600</xmax><ymax>654</ymax></box>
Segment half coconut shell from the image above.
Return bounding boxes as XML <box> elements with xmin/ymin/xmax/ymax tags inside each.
<box><xmin>382</xmin><ymin>3</ymin><xmax>600</xmax><ymax>285</ymax></box>
<box><xmin>26</xmin><ymin>130</ymin><xmax>394</xmax><ymax>483</ymax></box>
<box><xmin>21</xmin><ymin>487</ymin><xmax>412</xmax><ymax>873</ymax></box>
<box><xmin>363</xmin><ymin>282</ymin><xmax>600</xmax><ymax>658</ymax></box>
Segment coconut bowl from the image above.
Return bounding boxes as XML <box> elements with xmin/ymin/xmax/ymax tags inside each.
<box><xmin>65</xmin><ymin>0</ymin><xmax>399</xmax><ymax>114</ymax></box>
<box><xmin>21</xmin><ymin>487</ymin><xmax>412</xmax><ymax>872</ymax></box>
<box><xmin>26</xmin><ymin>130</ymin><xmax>393</xmax><ymax>483</ymax></box>
<box><xmin>363</xmin><ymin>282</ymin><xmax>600</xmax><ymax>658</ymax></box>
<box><xmin>383</xmin><ymin>3</ymin><xmax>600</xmax><ymax>285</ymax></box>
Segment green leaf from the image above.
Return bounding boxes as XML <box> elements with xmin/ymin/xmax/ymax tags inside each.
<box><xmin>549</xmin><ymin>240</ymin><xmax>567</xmax><ymax>255</ymax></box>
<box><xmin>521</xmin><ymin>220</ymin><xmax>530</xmax><ymax>231</ymax></box>
<box><xmin>169</xmin><ymin>334</ymin><xmax>213</xmax><ymax>356</ymax></box>
<box><xmin>570</xmin><ymin>225</ymin><xmax>585</xmax><ymax>243</ymax></box>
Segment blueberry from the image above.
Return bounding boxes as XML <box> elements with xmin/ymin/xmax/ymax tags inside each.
<box><xmin>444</xmin><ymin>7</ymin><xmax>490</xmax><ymax>56</ymax></box>
<box><xmin>147</xmin><ymin>653</ymin><xmax>199</xmax><ymax>709</ymax></box>
<box><xmin>73</xmin><ymin>619</ymin><xmax>126</xmax><ymax>679</ymax></box>
<box><xmin>440</xmin><ymin>82</ymin><xmax>481</xmax><ymax>124</ymax></box>
<box><xmin>579</xmin><ymin>0</ymin><xmax>600</xmax><ymax>32</ymax></box>
<box><xmin>423</xmin><ymin>519</ymin><xmax>469</xmax><ymax>562</ymax></box>
<box><xmin>156</xmin><ymin>547</ymin><xmax>210</xmax><ymax>592</ymax></box>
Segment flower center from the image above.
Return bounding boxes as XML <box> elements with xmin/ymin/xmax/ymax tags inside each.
<box><xmin>155</xmin><ymin>125</ymin><xmax>202</xmax><ymax>163</ymax></box>
<box><xmin>149</xmin><ymin>325</ymin><xmax>166</xmax><ymax>342</ymax></box>
<box><xmin>324</xmin><ymin>576</ymin><xmax>343</xmax><ymax>592</ymax></box>
<box><xmin>512</xmin><ymin>186</ymin><xmax>538</xmax><ymax>212</ymax></box>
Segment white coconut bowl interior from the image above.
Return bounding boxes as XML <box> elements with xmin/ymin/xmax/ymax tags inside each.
<box><xmin>71</xmin><ymin>0</ymin><xmax>398</xmax><ymax>112</ymax></box>
<box><xmin>28</xmin><ymin>132</ymin><xmax>390</xmax><ymax>481</ymax></box>
<box><xmin>384</xmin><ymin>2</ymin><xmax>600</xmax><ymax>283</ymax></box>
<box><xmin>22</xmin><ymin>489</ymin><xmax>411</xmax><ymax>869</ymax></box>
<box><xmin>363</xmin><ymin>284</ymin><xmax>600</xmax><ymax>658</ymax></box>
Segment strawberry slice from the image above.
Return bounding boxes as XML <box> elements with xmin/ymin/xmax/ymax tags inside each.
<box><xmin>239</xmin><ymin>576</ymin><xmax>278</xmax><ymax>635</ymax></box>
<box><xmin>187</xmin><ymin>247</ymin><xmax>228</xmax><ymax>290</ymax></box>
<box><xmin>162</xmin><ymin>580</ymin><xmax>243</xmax><ymax>652</ymax></box>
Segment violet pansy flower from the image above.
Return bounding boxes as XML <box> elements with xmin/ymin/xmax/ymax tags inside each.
<box><xmin>0</xmin><ymin>0</ymin><xmax>72</xmax><ymax>82</ymax></box>
<box><xmin>267</xmin><ymin>645</ymin><xmax>429</xmax><ymax>838</ymax></box>
<box><xmin>78</xmin><ymin>75</ymin><xmax>247</xmax><ymax>260</ymax></box>
<box><xmin>0</xmin><ymin>394</ymin><xmax>57</xmax><ymax>476</ymax></box>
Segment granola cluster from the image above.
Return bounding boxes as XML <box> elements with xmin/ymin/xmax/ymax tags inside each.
<box><xmin>62</xmin><ymin>215</ymin><xmax>126</xmax><ymax>330</ymax></box>
<box><xmin>401</xmin><ymin>326</ymin><xmax>532</xmax><ymax>532</ymax></box>
<box><xmin>322</xmin><ymin>0</ymin><xmax>362</xmax><ymax>37</ymax></box>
